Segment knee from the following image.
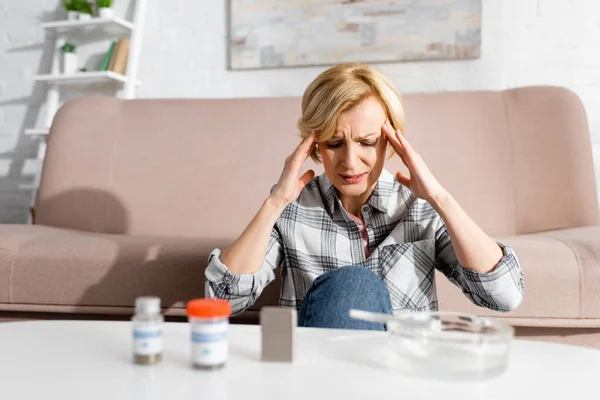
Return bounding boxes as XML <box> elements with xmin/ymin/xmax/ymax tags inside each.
<box><xmin>302</xmin><ymin>265</ymin><xmax>392</xmax><ymax>325</ymax></box>
<box><xmin>319</xmin><ymin>265</ymin><xmax>387</xmax><ymax>294</ymax></box>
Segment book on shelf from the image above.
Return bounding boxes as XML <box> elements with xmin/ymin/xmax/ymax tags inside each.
<box><xmin>99</xmin><ymin>40</ymin><xmax>117</xmax><ymax>71</ymax></box>
<box><xmin>108</xmin><ymin>37</ymin><xmax>130</xmax><ymax>75</ymax></box>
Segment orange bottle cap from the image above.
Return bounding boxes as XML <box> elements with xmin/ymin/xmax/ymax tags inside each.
<box><xmin>186</xmin><ymin>298</ymin><xmax>232</xmax><ymax>319</ymax></box>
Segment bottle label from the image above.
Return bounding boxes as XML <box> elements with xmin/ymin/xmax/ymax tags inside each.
<box><xmin>190</xmin><ymin>320</ymin><xmax>228</xmax><ymax>366</ymax></box>
<box><xmin>133</xmin><ymin>323</ymin><xmax>163</xmax><ymax>356</ymax></box>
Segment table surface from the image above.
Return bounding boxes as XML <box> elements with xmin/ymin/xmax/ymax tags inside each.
<box><xmin>1</xmin><ymin>320</ymin><xmax>599</xmax><ymax>400</ymax></box>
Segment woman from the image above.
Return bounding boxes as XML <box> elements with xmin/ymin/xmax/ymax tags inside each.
<box><xmin>206</xmin><ymin>64</ymin><xmax>524</xmax><ymax>331</ymax></box>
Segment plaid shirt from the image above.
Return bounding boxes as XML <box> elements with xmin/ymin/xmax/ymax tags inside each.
<box><xmin>205</xmin><ymin>169</ymin><xmax>524</xmax><ymax>315</ymax></box>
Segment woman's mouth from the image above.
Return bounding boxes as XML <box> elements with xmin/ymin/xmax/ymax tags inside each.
<box><xmin>339</xmin><ymin>173</ymin><xmax>367</xmax><ymax>184</ymax></box>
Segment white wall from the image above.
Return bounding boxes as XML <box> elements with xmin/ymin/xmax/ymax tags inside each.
<box><xmin>1</xmin><ymin>0</ymin><xmax>599</xmax><ymax>223</ymax></box>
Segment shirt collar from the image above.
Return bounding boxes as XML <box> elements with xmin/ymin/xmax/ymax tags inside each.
<box><xmin>319</xmin><ymin>168</ymin><xmax>397</xmax><ymax>216</ymax></box>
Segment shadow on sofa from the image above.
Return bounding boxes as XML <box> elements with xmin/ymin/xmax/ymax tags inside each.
<box><xmin>1</xmin><ymin>189</ymin><xmax>212</xmax><ymax>320</ymax></box>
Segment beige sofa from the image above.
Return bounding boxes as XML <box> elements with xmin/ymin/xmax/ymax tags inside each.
<box><xmin>1</xmin><ymin>86</ymin><xmax>599</xmax><ymax>348</ymax></box>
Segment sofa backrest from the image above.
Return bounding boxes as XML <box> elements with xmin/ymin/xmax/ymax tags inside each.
<box><xmin>36</xmin><ymin>87</ymin><xmax>599</xmax><ymax>237</ymax></box>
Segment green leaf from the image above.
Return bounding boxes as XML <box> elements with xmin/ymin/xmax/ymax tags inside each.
<box><xmin>63</xmin><ymin>1</ymin><xmax>77</xmax><ymax>11</ymax></box>
<box><xmin>96</xmin><ymin>0</ymin><xmax>113</xmax><ymax>8</ymax></box>
<box><xmin>74</xmin><ymin>0</ymin><xmax>93</xmax><ymax>14</ymax></box>
<box><xmin>61</xmin><ymin>42</ymin><xmax>77</xmax><ymax>53</ymax></box>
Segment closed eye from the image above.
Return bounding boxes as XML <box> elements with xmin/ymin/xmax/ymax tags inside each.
<box><xmin>325</xmin><ymin>137</ymin><xmax>379</xmax><ymax>148</ymax></box>
<box><xmin>361</xmin><ymin>137</ymin><xmax>379</xmax><ymax>146</ymax></box>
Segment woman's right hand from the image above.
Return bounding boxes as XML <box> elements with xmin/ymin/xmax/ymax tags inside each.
<box><xmin>219</xmin><ymin>133</ymin><xmax>316</xmax><ymax>276</ymax></box>
<box><xmin>270</xmin><ymin>133</ymin><xmax>317</xmax><ymax>207</ymax></box>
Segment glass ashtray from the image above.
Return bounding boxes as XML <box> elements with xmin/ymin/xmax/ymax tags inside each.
<box><xmin>349</xmin><ymin>309</ymin><xmax>514</xmax><ymax>380</ymax></box>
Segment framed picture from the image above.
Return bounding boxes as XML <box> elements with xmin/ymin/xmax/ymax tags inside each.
<box><xmin>229</xmin><ymin>0</ymin><xmax>482</xmax><ymax>70</ymax></box>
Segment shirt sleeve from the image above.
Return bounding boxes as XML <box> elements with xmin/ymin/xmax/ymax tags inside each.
<box><xmin>204</xmin><ymin>227</ymin><xmax>284</xmax><ymax>315</ymax></box>
<box><xmin>434</xmin><ymin>219</ymin><xmax>524</xmax><ymax>312</ymax></box>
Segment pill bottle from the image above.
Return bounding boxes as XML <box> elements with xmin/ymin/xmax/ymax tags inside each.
<box><xmin>132</xmin><ymin>296</ymin><xmax>163</xmax><ymax>365</ymax></box>
<box><xmin>186</xmin><ymin>298</ymin><xmax>232</xmax><ymax>370</ymax></box>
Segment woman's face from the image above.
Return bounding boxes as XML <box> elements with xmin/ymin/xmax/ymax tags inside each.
<box><xmin>318</xmin><ymin>96</ymin><xmax>388</xmax><ymax>205</ymax></box>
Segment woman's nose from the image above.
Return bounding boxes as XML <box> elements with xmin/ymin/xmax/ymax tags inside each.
<box><xmin>340</xmin><ymin>143</ymin><xmax>359</xmax><ymax>170</ymax></box>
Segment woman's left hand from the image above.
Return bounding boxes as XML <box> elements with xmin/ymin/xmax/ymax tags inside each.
<box><xmin>381</xmin><ymin>120</ymin><xmax>448</xmax><ymax>205</ymax></box>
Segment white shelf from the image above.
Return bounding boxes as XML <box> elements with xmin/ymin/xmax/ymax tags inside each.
<box><xmin>26</xmin><ymin>0</ymin><xmax>146</xmax><ymax>212</ymax></box>
<box><xmin>41</xmin><ymin>17</ymin><xmax>135</xmax><ymax>36</ymax></box>
<box><xmin>25</xmin><ymin>128</ymin><xmax>50</xmax><ymax>136</ymax></box>
<box><xmin>34</xmin><ymin>71</ymin><xmax>131</xmax><ymax>84</ymax></box>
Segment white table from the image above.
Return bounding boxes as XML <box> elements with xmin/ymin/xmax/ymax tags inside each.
<box><xmin>1</xmin><ymin>320</ymin><xmax>599</xmax><ymax>399</ymax></box>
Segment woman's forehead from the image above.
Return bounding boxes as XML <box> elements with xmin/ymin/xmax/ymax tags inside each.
<box><xmin>330</xmin><ymin>130</ymin><xmax>381</xmax><ymax>140</ymax></box>
<box><xmin>333</xmin><ymin>116</ymin><xmax>384</xmax><ymax>139</ymax></box>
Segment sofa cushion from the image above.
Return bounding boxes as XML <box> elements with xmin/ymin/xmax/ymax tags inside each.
<box><xmin>0</xmin><ymin>225</ymin><xmax>281</xmax><ymax>317</ymax></box>
<box><xmin>0</xmin><ymin>225</ymin><xmax>210</xmax><ymax>314</ymax></box>
<box><xmin>543</xmin><ymin>226</ymin><xmax>600</xmax><ymax>318</ymax></box>
<box><xmin>437</xmin><ymin>226</ymin><xmax>600</xmax><ymax>324</ymax></box>
<box><xmin>2</xmin><ymin>225</ymin><xmax>599</xmax><ymax>327</ymax></box>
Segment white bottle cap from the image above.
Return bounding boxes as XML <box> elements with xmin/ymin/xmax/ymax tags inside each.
<box><xmin>135</xmin><ymin>296</ymin><xmax>161</xmax><ymax>316</ymax></box>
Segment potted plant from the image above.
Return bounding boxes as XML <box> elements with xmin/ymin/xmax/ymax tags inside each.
<box><xmin>75</xmin><ymin>0</ymin><xmax>93</xmax><ymax>20</ymax></box>
<box><xmin>63</xmin><ymin>0</ymin><xmax>78</xmax><ymax>20</ymax></box>
<box><xmin>60</xmin><ymin>42</ymin><xmax>78</xmax><ymax>74</ymax></box>
<box><xmin>96</xmin><ymin>0</ymin><xmax>114</xmax><ymax>19</ymax></box>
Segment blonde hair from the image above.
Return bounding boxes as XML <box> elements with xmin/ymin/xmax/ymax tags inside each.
<box><xmin>297</xmin><ymin>63</ymin><xmax>405</xmax><ymax>162</ymax></box>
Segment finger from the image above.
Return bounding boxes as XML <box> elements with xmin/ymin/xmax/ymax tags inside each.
<box><xmin>385</xmin><ymin>119</ymin><xmax>398</xmax><ymax>134</ymax></box>
<box><xmin>381</xmin><ymin>121</ymin><xmax>406</xmax><ymax>156</ymax></box>
<box><xmin>299</xmin><ymin>169</ymin><xmax>315</xmax><ymax>186</ymax></box>
<box><xmin>298</xmin><ymin>141</ymin><xmax>317</xmax><ymax>169</ymax></box>
<box><xmin>395</xmin><ymin>171</ymin><xmax>411</xmax><ymax>187</ymax></box>
<box><xmin>395</xmin><ymin>129</ymin><xmax>412</xmax><ymax>152</ymax></box>
<box><xmin>305</xmin><ymin>140</ymin><xmax>317</xmax><ymax>159</ymax></box>
<box><xmin>381</xmin><ymin>121</ymin><xmax>400</xmax><ymax>148</ymax></box>
<box><xmin>298</xmin><ymin>131</ymin><xmax>316</xmax><ymax>152</ymax></box>
<box><xmin>290</xmin><ymin>132</ymin><xmax>315</xmax><ymax>157</ymax></box>
<box><xmin>291</xmin><ymin>132</ymin><xmax>316</xmax><ymax>165</ymax></box>
<box><xmin>389</xmin><ymin>121</ymin><xmax>415</xmax><ymax>151</ymax></box>
<box><xmin>381</xmin><ymin>120</ymin><xmax>396</xmax><ymax>140</ymax></box>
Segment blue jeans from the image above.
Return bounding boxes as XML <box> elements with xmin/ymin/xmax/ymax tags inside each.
<box><xmin>298</xmin><ymin>266</ymin><xmax>393</xmax><ymax>331</ymax></box>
